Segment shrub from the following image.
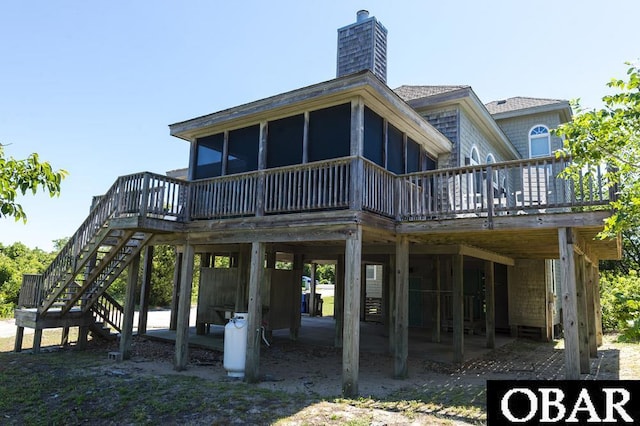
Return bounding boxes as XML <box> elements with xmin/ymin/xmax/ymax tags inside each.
<box><xmin>600</xmin><ymin>270</ymin><xmax>640</xmax><ymax>342</ymax></box>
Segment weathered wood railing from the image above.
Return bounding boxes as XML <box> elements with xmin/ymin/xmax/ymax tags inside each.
<box><xmin>91</xmin><ymin>291</ymin><xmax>123</xmax><ymax>333</ymax></box>
<box><xmin>264</xmin><ymin>157</ymin><xmax>351</xmax><ymax>214</ymax></box>
<box><xmin>399</xmin><ymin>155</ymin><xmax>614</xmax><ymax>221</ymax></box>
<box><xmin>29</xmin><ymin>173</ymin><xmax>187</xmax><ymax>310</ymax></box>
<box><xmin>21</xmin><ymin>155</ymin><xmax>615</xmax><ymax>310</ymax></box>
<box><xmin>18</xmin><ymin>274</ymin><xmax>42</xmax><ymax>308</ymax></box>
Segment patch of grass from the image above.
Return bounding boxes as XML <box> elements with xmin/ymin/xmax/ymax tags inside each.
<box><xmin>322</xmin><ymin>296</ymin><xmax>334</xmax><ymax>317</ymax></box>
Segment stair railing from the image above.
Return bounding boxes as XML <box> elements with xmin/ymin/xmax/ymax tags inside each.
<box><xmin>91</xmin><ymin>291</ymin><xmax>124</xmax><ymax>333</ymax></box>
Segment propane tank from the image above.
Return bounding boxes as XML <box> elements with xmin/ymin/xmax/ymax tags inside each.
<box><xmin>223</xmin><ymin>312</ymin><xmax>248</xmax><ymax>378</ymax></box>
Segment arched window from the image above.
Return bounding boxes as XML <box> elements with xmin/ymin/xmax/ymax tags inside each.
<box><xmin>486</xmin><ymin>153</ymin><xmax>496</xmax><ymax>164</ymax></box>
<box><xmin>529</xmin><ymin>125</ymin><xmax>550</xmax><ymax>158</ymax></box>
<box><xmin>470</xmin><ymin>146</ymin><xmax>480</xmax><ymax>165</ymax></box>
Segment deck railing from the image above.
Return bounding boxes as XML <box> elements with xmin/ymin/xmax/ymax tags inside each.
<box><xmin>18</xmin><ymin>274</ymin><xmax>42</xmax><ymax>308</ymax></box>
<box><xmin>398</xmin><ymin>155</ymin><xmax>614</xmax><ymax>221</ymax></box>
<box><xmin>264</xmin><ymin>157</ymin><xmax>351</xmax><ymax>214</ymax></box>
<box><xmin>21</xmin><ymin>155</ymin><xmax>614</xmax><ymax>310</ymax></box>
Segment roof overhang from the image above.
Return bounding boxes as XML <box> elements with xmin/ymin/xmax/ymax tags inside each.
<box><xmin>491</xmin><ymin>101</ymin><xmax>573</xmax><ymax>123</ymax></box>
<box><xmin>169</xmin><ymin>71</ymin><xmax>452</xmax><ymax>156</ymax></box>
<box><xmin>406</xmin><ymin>87</ymin><xmax>521</xmax><ymax>160</ymax></box>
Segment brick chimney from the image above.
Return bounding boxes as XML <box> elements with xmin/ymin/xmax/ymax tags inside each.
<box><xmin>336</xmin><ymin>10</ymin><xmax>388</xmax><ymax>83</ymax></box>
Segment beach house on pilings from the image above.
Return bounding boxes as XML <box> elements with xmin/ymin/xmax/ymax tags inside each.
<box><xmin>15</xmin><ymin>10</ymin><xmax>620</xmax><ymax>396</ymax></box>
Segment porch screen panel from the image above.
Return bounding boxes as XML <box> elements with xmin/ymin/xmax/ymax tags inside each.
<box><xmin>387</xmin><ymin>124</ymin><xmax>404</xmax><ymax>174</ymax></box>
<box><xmin>364</xmin><ymin>106</ymin><xmax>384</xmax><ymax>167</ymax></box>
<box><xmin>406</xmin><ymin>138</ymin><xmax>421</xmax><ymax>173</ymax></box>
<box><xmin>227</xmin><ymin>125</ymin><xmax>259</xmax><ymax>175</ymax></box>
<box><xmin>308</xmin><ymin>103</ymin><xmax>350</xmax><ymax>162</ymax></box>
<box><xmin>267</xmin><ymin>114</ymin><xmax>304</xmax><ymax>168</ymax></box>
<box><xmin>195</xmin><ymin>133</ymin><xmax>224</xmax><ymax>179</ymax></box>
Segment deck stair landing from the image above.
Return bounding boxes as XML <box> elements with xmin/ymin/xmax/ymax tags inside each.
<box><xmin>14</xmin><ymin>172</ymin><xmax>186</xmax><ymax>350</ymax></box>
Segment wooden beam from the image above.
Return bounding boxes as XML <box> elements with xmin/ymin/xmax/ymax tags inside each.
<box><xmin>291</xmin><ymin>254</ymin><xmax>303</xmax><ymax>339</ymax></box>
<box><xmin>310</xmin><ymin>262</ymin><xmax>317</xmax><ymax>317</ymax></box>
<box><xmin>349</xmin><ymin>97</ymin><xmax>364</xmax><ymax>211</ymax></box>
<box><xmin>432</xmin><ymin>256</ymin><xmax>441</xmax><ymax>343</ymax></box>
<box><xmin>138</xmin><ymin>245</ymin><xmax>154</xmax><ymax>334</ymax></box>
<box><xmin>485</xmin><ymin>261</ymin><xmax>496</xmax><ymax>349</ymax></box>
<box><xmin>575</xmin><ymin>253</ymin><xmax>590</xmax><ymax>373</ymax></box>
<box><xmin>14</xmin><ymin>326</ymin><xmax>24</xmax><ymax>352</ymax></box>
<box><xmin>342</xmin><ymin>226</ymin><xmax>362</xmax><ymax>397</ymax></box>
<box><xmin>586</xmin><ymin>261</ymin><xmax>597</xmax><ymax>358</ymax></box>
<box><xmin>335</xmin><ymin>254</ymin><xmax>344</xmax><ymax>348</ymax></box>
<box><xmin>245</xmin><ymin>241</ymin><xmax>265</xmax><ymax>383</ymax></box>
<box><xmin>593</xmin><ymin>264</ymin><xmax>603</xmax><ymax>346</ymax></box>
<box><xmin>236</xmin><ymin>247</ymin><xmax>249</xmax><ymax>312</ymax></box>
<box><xmin>558</xmin><ymin>227</ymin><xmax>580</xmax><ymax>379</ymax></box>
<box><xmin>170</xmin><ymin>251</ymin><xmax>183</xmax><ymax>331</ymax></box>
<box><xmin>459</xmin><ymin>245</ymin><xmax>515</xmax><ymax>267</ymax></box>
<box><xmin>121</xmin><ymin>252</ymin><xmax>141</xmax><ymax>360</ymax></box>
<box><xmin>387</xmin><ymin>253</ymin><xmax>396</xmax><ymax>353</ymax></box>
<box><xmin>452</xmin><ymin>254</ymin><xmax>464</xmax><ymax>363</ymax></box>
<box><xmin>394</xmin><ymin>235</ymin><xmax>409</xmax><ymax>379</ymax></box>
<box><xmin>174</xmin><ymin>244</ymin><xmax>195</xmax><ymax>371</ymax></box>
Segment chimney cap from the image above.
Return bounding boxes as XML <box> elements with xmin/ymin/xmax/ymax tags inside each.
<box><xmin>356</xmin><ymin>10</ymin><xmax>369</xmax><ymax>22</ymax></box>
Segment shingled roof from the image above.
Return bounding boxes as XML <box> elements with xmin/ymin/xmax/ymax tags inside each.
<box><xmin>394</xmin><ymin>85</ymin><xmax>470</xmax><ymax>102</ymax></box>
<box><xmin>485</xmin><ymin>97</ymin><xmax>567</xmax><ymax>115</ymax></box>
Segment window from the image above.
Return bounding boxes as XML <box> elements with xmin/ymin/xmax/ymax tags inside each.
<box><xmin>364</xmin><ymin>107</ymin><xmax>384</xmax><ymax>166</ymax></box>
<box><xmin>227</xmin><ymin>125</ymin><xmax>260</xmax><ymax>174</ymax></box>
<box><xmin>366</xmin><ymin>265</ymin><xmax>377</xmax><ymax>280</ymax></box>
<box><xmin>194</xmin><ymin>133</ymin><xmax>224</xmax><ymax>179</ymax></box>
<box><xmin>469</xmin><ymin>146</ymin><xmax>480</xmax><ymax>165</ymax></box>
<box><xmin>406</xmin><ymin>138</ymin><xmax>421</xmax><ymax>173</ymax></box>
<box><xmin>529</xmin><ymin>125</ymin><xmax>550</xmax><ymax>158</ymax></box>
<box><xmin>267</xmin><ymin>114</ymin><xmax>304</xmax><ymax>168</ymax></box>
<box><xmin>308</xmin><ymin>103</ymin><xmax>351</xmax><ymax>162</ymax></box>
<box><xmin>387</xmin><ymin>124</ymin><xmax>404</xmax><ymax>174</ymax></box>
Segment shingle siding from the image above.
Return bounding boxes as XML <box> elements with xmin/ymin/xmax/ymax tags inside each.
<box><xmin>459</xmin><ymin>109</ymin><xmax>512</xmax><ymax>165</ymax></box>
<box><xmin>508</xmin><ymin>259</ymin><xmax>547</xmax><ymax>328</ymax></box>
<box><xmin>337</xmin><ymin>17</ymin><xmax>387</xmax><ymax>83</ymax></box>
<box><xmin>421</xmin><ymin>108</ymin><xmax>459</xmax><ymax>168</ymax></box>
<box><xmin>494</xmin><ymin>112</ymin><xmax>564</xmax><ymax>158</ymax></box>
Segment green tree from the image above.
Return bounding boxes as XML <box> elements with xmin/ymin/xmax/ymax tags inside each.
<box><xmin>0</xmin><ymin>144</ymin><xmax>68</xmax><ymax>221</ymax></box>
<box><xmin>555</xmin><ymin>62</ymin><xmax>640</xmax><ymax>236</ymax></box>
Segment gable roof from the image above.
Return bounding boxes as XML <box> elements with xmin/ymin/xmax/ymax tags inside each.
<box><xmin>485</xmin><ymin>97</ymin><xmax>572</xmax><ymax>122</ymax></box>
<box><xmin>394</xmin><ymin>85</ymin><xmax>470</xmax><ymax>102</ymax></box>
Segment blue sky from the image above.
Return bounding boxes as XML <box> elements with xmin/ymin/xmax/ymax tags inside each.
<box><xmin>1</xmin><ymin>1</ymin><xmax>638</xmax><ymax>251</ymax></box>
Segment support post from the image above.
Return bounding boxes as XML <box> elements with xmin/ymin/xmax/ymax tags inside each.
<box><xmin>14</xmin><ymin>326</ymin><xmax>24</xmax><ymax>352</ymax></box>
<box><xmin>61</xmin><ymin>327</ymin><xmax>70</xmax><ymax>346</ymax></box>
<box><xmin>334</xmin><ymin>254</ymin><xmax>345</xmax><ymax>348</ymax></box>
<box><xmin>432</xmin><ymin>256</ymin><xmax>441</xmax><ymax>343</ymax></box>
<box><xmin>291</xmin><ymin>254</ymin><xmax>303</xmax><ymax>340</ymax></box>
<box><xmin>170</xmin><ymin>251</ymin><xmax>183</xmax><ymax>331</ymax></box>
<box><xmin>33</xmin><ymin>329</ymin><xmax>43</xmax><ymax>354</ymax></box>
<box><xmin>593</xmin><ymin>264</ymin><xmax>603</xmax><ymax>346</ymax></box>
<box><xmin>342</xmin><ymin>226</ymin><xmax>362</xmax><ymax>397</ymax></box>
<box><xmin>576</xmin><ymin>253</ymin><xmax>590</xmax><ymax>373</ymax></box>
<box><xmin>387</xmin><ymin>254</ymin><xmax>396</xmax><ymax>353</ymax></box>
<box><xmin>174</xmin><ymin>244</ymin><xmax>195</xmax><ymax>371</ymax></box>
<box><xmin>77</xmin><ymin>325</ymin><xmax>89</xmax><ymax>350</ymax></box>
<box><xmin>120</xmin><ymin>252</ymin><xmax>141</xmax><ymax>360</ymax></box>
<box><xmin>452</xmin><ymin>254</ymin><xmax>464</xmax><ymax>363</ymax></box>
<box><xmin>586</xmin><ymin>261</ymin><xmax>597</xmax><ymax>357</ymax></box>
<box><xmin>236</xmin><ymin>247</ymin><xmax>249</xmax><ymax>312</ymax></box>
<box><xmin>485</xmin><ymin>260</ymin><xmax>496</xmax><ymax>349</ymax></box>
<box><xmin>394</xmin><ymin>236</ymin><xmax>409</xmax><ymax>379</ymax></box>
<box><xmin>138</xmin><ymin>245</ymin><xmax>154</xmax><ymax>334</ymax></box>
<box><xmin>245</xmin><ymin>241</ymin><xmax>265</xmax><ymax>383</ymax></box>
<box><xmin>310</xmin><ymin>262</ymin><xmax>317</xmax><ymax>317</ymax></box>
<box><xmin>558</xmin><ymin>227</ymin><xmax>580</xmax><ymax>379</ymax></box>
